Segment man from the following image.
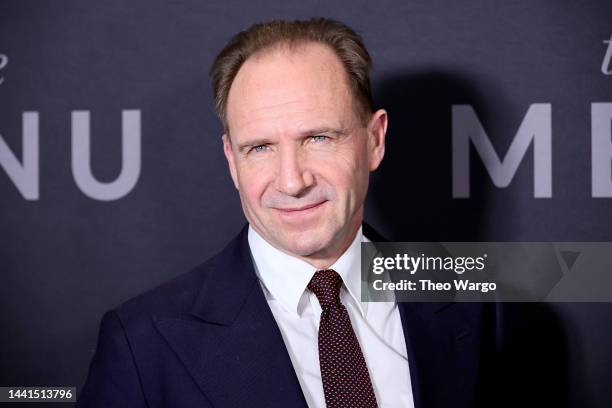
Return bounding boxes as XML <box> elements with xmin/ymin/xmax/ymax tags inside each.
<box><xmin>77</xmin><ymin>18</ymin><xmax>506</xmax><ymax>408</ymax></box>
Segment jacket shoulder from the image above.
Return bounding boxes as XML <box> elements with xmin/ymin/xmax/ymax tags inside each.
<box><xmin>114</xmin><ymin>228</ymin><xmax>246</xmax><ymax>327</ymax></box>
<box><xmin>117</xmin><ymin>259</ymin><xmax>212</xmax><ymax>319</ymax></box>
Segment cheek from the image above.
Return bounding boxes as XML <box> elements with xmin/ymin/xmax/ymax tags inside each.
<box><xmin>317</xmin><ymin>159</ymin><xmax>365</xmax><ymax>202</ymax></box>
<box><xmin>236</xmin><ymin>161</ymin><xmax>274</xmax><ymax>207</ymax></box>
<box><xmin>322</xmin><ymin>142</ymin><xmax>369</xmax><ymax>192</ymax></box>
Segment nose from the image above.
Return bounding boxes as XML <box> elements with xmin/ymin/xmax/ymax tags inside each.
<box><xmin>275</xmin><ymin>146</ymin><xmax>314</xmax><ymax>197</ymax></box>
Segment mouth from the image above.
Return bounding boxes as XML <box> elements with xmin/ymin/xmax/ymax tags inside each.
<box><xmin>276</xmin><ymin>201</ymin><xmax>325</xmax><ymax>212</ymax></box>
<box><xmin>274</xmin><ymin>201</ymin><xmax>327</xmax><ymax>219</ymax></box>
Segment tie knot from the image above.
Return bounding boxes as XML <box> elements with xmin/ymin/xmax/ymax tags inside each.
<box><xmin>307</xmin><ymin>269</ymin><xmax>343</xmax><ymax>310</ymax></box>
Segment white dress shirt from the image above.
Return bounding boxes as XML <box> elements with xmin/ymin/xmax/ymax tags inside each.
<box><xmin>248</xmin><ymin>225</ymin><xmax>415</xmax><ymax>408</ymax></box>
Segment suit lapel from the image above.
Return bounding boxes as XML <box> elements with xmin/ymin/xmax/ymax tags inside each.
<box><xmin>154</xmin><ymin>226</ymin><xmax>308</xmax><ymax>408</ymax></box>
<box><xmin>397</xmin><ymin>301</ymin><xmax>484</xmax><ymax>408</ymax></box>
<box><xmin>364</xmin><ymin>222</ymin><xmax>484</xmax><ymax>408</ymax></box>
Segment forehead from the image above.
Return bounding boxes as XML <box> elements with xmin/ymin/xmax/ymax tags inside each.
<box><xmin>226</xmin><ymin>42</ymin><xmax>357</xmax><ymax>138</ymax></box>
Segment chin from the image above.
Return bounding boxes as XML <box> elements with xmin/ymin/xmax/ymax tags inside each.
<box><xmin>277</xmin><ymin>228</ymin><xmax>332</xmax><ymax>257</ymax></box>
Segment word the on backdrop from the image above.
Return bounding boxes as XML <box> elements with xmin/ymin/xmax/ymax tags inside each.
<box><xmin>602</xmin><ymin>34</ymin><xmax>612</xmax><ymax>75</ymax></box>
<box><xmin>0</xmin><ymin>111</ymin><xmax>141</xmax><ymax>201</ymax></box>
<box><xmin>0</xmin><ymin>54</ymin><xmax>7</xmax><ymax>85</ymax></box>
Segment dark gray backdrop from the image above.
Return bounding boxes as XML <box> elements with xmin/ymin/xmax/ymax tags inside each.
<box><xmin>1</xmin><ymin>1</ymin><xmax>611</xmax><ymax>406</ymax></box>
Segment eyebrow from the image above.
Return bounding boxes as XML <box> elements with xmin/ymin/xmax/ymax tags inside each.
<box><xmin>299</xmin><ymin>126</ymin><xmax>350</xmax><ymax>137</ymax></box>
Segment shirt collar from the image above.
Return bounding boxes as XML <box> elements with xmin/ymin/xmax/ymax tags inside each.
<box><xmin>248</xmin><ymin>225</ymin><xmax>369</xmax><ymax>318</ymax></box>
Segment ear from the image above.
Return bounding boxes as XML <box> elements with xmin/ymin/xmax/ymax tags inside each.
<box><xmin>366</xmin><ymin>109</ymin><xmax>388</xmax><ymax>171</ymax></box>
<box><xmin>222</xmin><ymin>134</ymin><xmax>240</xmax><ymax>190</ymax></box>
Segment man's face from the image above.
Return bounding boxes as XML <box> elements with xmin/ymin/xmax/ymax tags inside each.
<box><xmin>223</xmin><ymin>42</ymin><xmax>386</xmax><ymax>266</ymax></box>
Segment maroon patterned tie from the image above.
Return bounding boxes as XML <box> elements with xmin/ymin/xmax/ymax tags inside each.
<box><xmin>307</xmin><ymin>269</ymin><xmax>378</xmax><ymax>408</ymax></box>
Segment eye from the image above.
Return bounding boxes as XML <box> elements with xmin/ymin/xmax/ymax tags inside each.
<box><xmin>310</xmin><ymin>135</ymin><xmax>329</xmax><ymax>143</ymax></box>
<box><xmin>250</xmin><ymin>144</ymin><xmax>269</xmax><ymax>153</ymax></box>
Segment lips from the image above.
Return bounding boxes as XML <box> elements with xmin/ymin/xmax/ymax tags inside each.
<box><xmin>276</xmin><ymin>201</ymin><xmax>325</xmax><ymax>212</ymax></box>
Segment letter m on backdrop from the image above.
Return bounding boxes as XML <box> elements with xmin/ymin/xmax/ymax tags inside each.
<box><xmin>452</xmin><ymin>104</ymin><xmax>552</xmax><ymax>198</ymax></box>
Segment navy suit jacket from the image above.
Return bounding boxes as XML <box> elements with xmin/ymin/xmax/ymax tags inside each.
<box><xmin>77</xmin><ymin>224</ymin><xmax>544</xmax><ymax>408</ymax></box>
